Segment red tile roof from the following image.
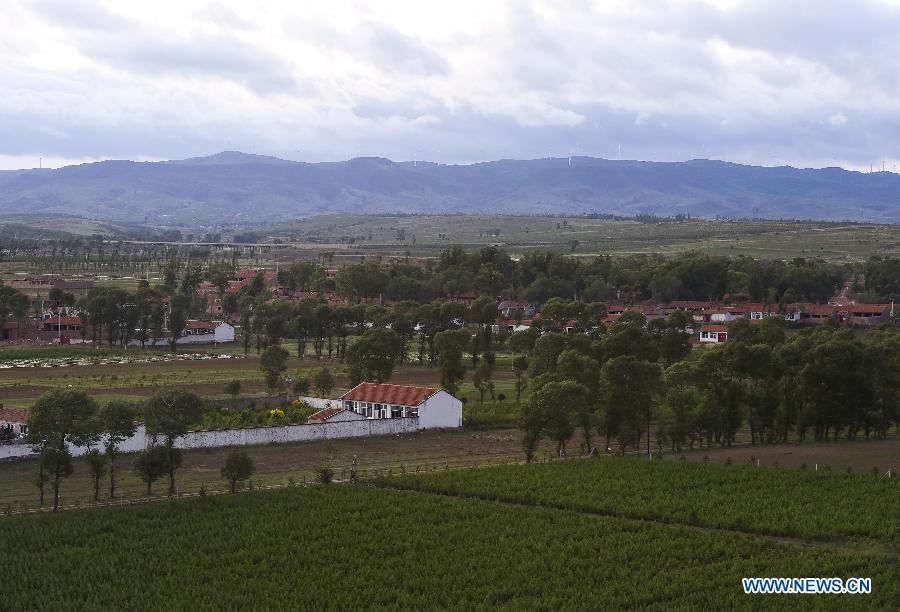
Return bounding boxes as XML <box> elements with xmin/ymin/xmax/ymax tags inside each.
<box><xmin>341</xmin><ymin>382</ymin><xmax>441</xmax><ymax>406</ymax></box>
<box><xmin>307</xmin><ymin>407</ymin><xmax>345</xmax><ymax>423</ymax></box>
<box><xmin>187</xmin><ymin>320</ymin><xmax>220</xmax><ymax>330</ymax></box>
<box><xmin>0</xmin><ymin>408</ymin><xmax>28</xmax><ymax>424</ymax></box>
<box><xmin>845</xmin><ymin>304</ymin><xmax>890</xmax><ymax>315</ymax></box>
<box><xmin>700</xmin><ymin>325</ymin><xmax>728</xmax><ymax>333</ymax></box>
<box><xmin>669</xmin><ymin>300</ymin><xmax>719</xmax><ymax>310</ymax></box>
<box><xmin>802</xmin><ymin>304</ymin><xmax>837</xmax><ymax>316</ymax></box>
<box><xmin>44</xmin><ymin>316</ymin><xmax>81</xmax><ymax>325</ymax></box>
<box><xmin>744</xmin><ymin>303</ymin><xmax>769</xmax><ymax>312</ymax></box>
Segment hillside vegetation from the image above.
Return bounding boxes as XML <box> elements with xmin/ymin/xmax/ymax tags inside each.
<box><xmin>3</xmin><ymin>152</ymin><xmax>900</xmax><ymax>224</ymax></box>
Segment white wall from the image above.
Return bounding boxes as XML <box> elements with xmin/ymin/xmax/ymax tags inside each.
<box><xmin>418</xmin><ymin>390</ymin><xmax>463</xmax><ymax>428</ymax></box>
<box><xmin>127</xmin><ymin>324</ymin><xmax>235</xmax><ymax>347</ymax></box>
<box><xmin>214</xmin><ymin>323</ymin><xmax>235</xmax><ymax>343</ymax></box>
<box><xmin>298</xmin><ymin>396</ymin><xmax>341</xmax><ymax>410</ymax></box>
<box><xmin>0</xmin><ymin>418</ymin><xmax>420</xmax><ymax>460</ymax></box>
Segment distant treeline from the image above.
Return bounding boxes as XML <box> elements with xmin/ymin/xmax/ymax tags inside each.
<box><xmin>277</xmin><ymin>247</ymin><xmax>848</xmax><ymax>305</ymax></box>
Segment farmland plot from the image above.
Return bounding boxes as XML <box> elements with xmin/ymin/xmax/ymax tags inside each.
<box><xmin>0</xmin><ymin>485</ymin><xmax>897</xmax><ymax>610</ymax></box>
<box><xmin>382</xmin><ymin>457</ymin><xmax>900</xmax><ymax>545</ymax></box>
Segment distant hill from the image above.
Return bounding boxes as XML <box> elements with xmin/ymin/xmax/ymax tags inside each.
<box><xmin>0</xmin><ymin>152</ymin><xmax>897</xmax><ymax>225</ymax></box>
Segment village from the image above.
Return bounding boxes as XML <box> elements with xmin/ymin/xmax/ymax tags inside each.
<box><xmin>1</xmin><ymin>262</ymin><xmax>894</xmax><ymax>348</ymax></box>
<box><xmin>1</xmin><ymin>247</ymin><xmax>896</xmax><ymax>480</ymax></box>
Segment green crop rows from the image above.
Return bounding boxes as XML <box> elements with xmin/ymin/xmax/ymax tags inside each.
<box><xmin>1</xmin><ymin>484</ymin><xmax>897</xmax><ymax>610</ymax></box>
<box><xmin>383</xmin><ymin>457</ymin><xmax>900</xmax><ymax>546</ymax></box>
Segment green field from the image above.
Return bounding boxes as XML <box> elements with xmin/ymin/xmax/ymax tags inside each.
<box><xmin>272</xmin><ymin>214</ymin><xmax>900</xmax><ymax>261</ymax></box>
<box><xmin>382</xmin><ymin>457</ymin><xmax>900</xmax><ymax>546</ymax></box>
<box><xmin>1</xmin><ymin>466</ymin><xmax>897</xmax><ymax>610</ymax></box>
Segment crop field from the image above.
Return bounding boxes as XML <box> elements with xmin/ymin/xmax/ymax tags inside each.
<box><xmin>272</xmin><ymin>214</ymin><xmax>900</xmax><ymax>261</ymax></box>
<box><xmin>1</xmin><ymin>477</ymin><xmax>898</xmax><ymax>609</ymax></box>
<box><xmin>382</xmin><ymin>457</ymin><xmax>900</xmax><ymax>547</ymax></box>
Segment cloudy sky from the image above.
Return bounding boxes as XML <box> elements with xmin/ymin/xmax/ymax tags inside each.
<box><xmin>3</xmin><ymin>0</ymin><xmax>900</xmax><ymax>171</ymax></box>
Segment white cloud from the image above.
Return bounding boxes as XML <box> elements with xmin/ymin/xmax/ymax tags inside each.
<box><xmin>1</xmin><ymin>0</ymin><xmax>899</xmax><ymax>169</ymax></box>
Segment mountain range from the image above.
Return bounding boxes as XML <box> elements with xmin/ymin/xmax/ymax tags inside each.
<box><xmin>0</xmin><ymin>151</ymin><xmax>898</xmax><ymax>225</ymax></box>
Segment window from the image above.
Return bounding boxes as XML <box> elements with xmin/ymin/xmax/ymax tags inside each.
<box><xmin>407</xmin><ymin>408</ymin><xmax>418</xmax><ymax>418</ymax></box>
<box><xmin>374</xmin><ymin>403</ymin><xmax>383</xmax><ymax>418</ymax></box>
<box><xmin>391</xmin><ymin>406</ymin><xmax>403</xmax><ymax>418</ymax></box>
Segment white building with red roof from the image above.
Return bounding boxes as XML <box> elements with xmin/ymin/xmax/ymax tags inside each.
<box><xmin>0</xmin><ymin>406</ymin><xmax>28</xmax><ymax>440</ymax></box>
<box><xmin>699</xmin><ymin>324</ymin><xmax>728</xmax><ymax>344</ymax></box>
<box><xmin>339</xmin><ymin>382</ymin><xmax>462</xmax><ymax>429</ymax></box>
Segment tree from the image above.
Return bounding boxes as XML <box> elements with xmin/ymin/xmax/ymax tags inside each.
<box><xmin>221</xmin><ymin>451</ymin><xmax>255</xmax><ymax>493</ymax></box>
<box><xmin>508</xmin><ymin>329</ymin><xmax>538</xmax><ymax>356</ymax></box>
<box><xmin>346</xmin><ymin>328</ymin><xmax>403</xmax><ymax>384</ymax></box>
<box><xmin>470</xmin><ymin>296</ymin><xmax>499</xmax><ymax>330</ymax></box>
<box><xmin>799</xmin><ymin>338</ymin><xmax>870</xmax><ymax>440</ymax></box>
<box><xmin>279</xmin><ymin>261</ymin><xmax>316</xmax><ymax>292</ymax></box>
<box><xmin>472</xmin><ymin>361</ymin><xmax>495</xmax><ymax>404</ymax></box>
<box><xmin>206</xmin><ymin>262</ymin><xmax>235</xmax><ymax>309</ymax></box>
<box><xmin>259</xmin><ymin>345</ymin><xmax>290</xmax><ymax>395</ymax></box>
<box><xmin>434</xmin><ymin>329</ymin><xmax>469</xmax><ymax>396</ymax></box>
<box><xmin>656</xmin><ymin>310</ymin><xmax>693</xmax><ymax>365</ymax></box>
<box><xmin>167</xmin><ymin>294</ymin><xmax>188</xmax><ymax>353</ymax></box>
<box><xmin>601</xmin><ymin>316</ymin><xmax>659</xmax><ymax>362</ymax></box>
<box><xmin>600</xmin><ymin>356</ymin><xmax>662</xmax><ymax>453</ymax></box>
<box><xmin>512</xmin><ymin>355</ymin><xmax>529</xmax><ymax>403</ymax></box>
<box><xmin>83</xmin><ymin>448</ymin><xmax>108</xmax><ymax>501</ymax></box>
<box><xmin>555</xmin><ymin>350</ymin><xmax>601</xmax><ymax>451</ymax></box>
<box><xmin>314</xmin><ymin>367</ymin><xmax>335</xmax><ymax>396</ymax></box>
<box><xmin>335</xmin><ymin>262</ymin><xmax>389</xmax><ymax>303</ymax></box>
<box><xmin>524</xmin><ymin>380</ymin><xmax>590</xmax><ymax>458</ymax></box>
<box><xmin>34</xmin><ymin>449</ymin><xmax>53</xmax><ymax>508</ymax></box>
<box><xmin>292</xmin><ymin>301</ymin><xmax>315</xmax><ymax>358</ymax></box>
<box><xmin>258</xmin><ymin>301</ymin><xmax>293</xmax><ymax>345</ymax></box>
<box><xmin>0</xmin><ymin>285</ymin><xmax>29</xmax><ymax>332</ymax></box>
<box><xmin>727</xmin><ymin>318</ymin><xmax>757</xmax><ymax>344</ymax></box>
<box><xmin>238</xmin><ymin>295</ymin><xmax>256</xmax><ymax>355</ymax></box>
<box><xmin>660</xmin><ymin>361</ymin><xmax>704</xmax><ymax>451</ymax></box>
<box><xmin>143</xmin><ymin>388</ymin><xmax>207</xmax><ymax>495</ymax></box>
<box><xmin>293</xmin><ymin>376</ymin><xmax>311</xmax><ymax>396</ymax></box>
<box><xmin>48</xmin><ymin>286</ymin><xmax>76</xmax><ymax>307</ymax></box>
<box><xmin>133</xmin><ymin>445</ymin><xmax>169</xmax><ymax>496</ymax></box>
<box><xmin>519</xmin><ymin>396</ymin><xmax>545</xmax><ymax>463</ymax></box>
<box><xmin>26</xmin><ymin>389</ymin><xmax>99</xmax><ymax>511</ymax></box>
<box><xmin>97</xmin><ymin>400</ymin><xmax>137</xmax><ymax>498</ymax></box>
<box><xmin>224</xmin><ymin>379</ymin><xmax>242</xmax><ymax>398</ymax></box>
<box><xmin>528</xmin><ymin>333</ymin><xmax>569</xmax><ymax>379</ymax></box>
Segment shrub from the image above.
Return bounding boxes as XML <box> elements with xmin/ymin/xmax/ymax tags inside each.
<box><xmin>315</xmin><ymin>467</ymin><xmax>334</xmax><ymax>484</ymax></box>
<box><xmin>224</xmin><ymin>380</ymin><xmax>242</xmax><ymax>397</ymax></box>
<box><xmin>221</xmin><ymin>451</ymin><xmax>255</xmax><ymax>493</ymax></box>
